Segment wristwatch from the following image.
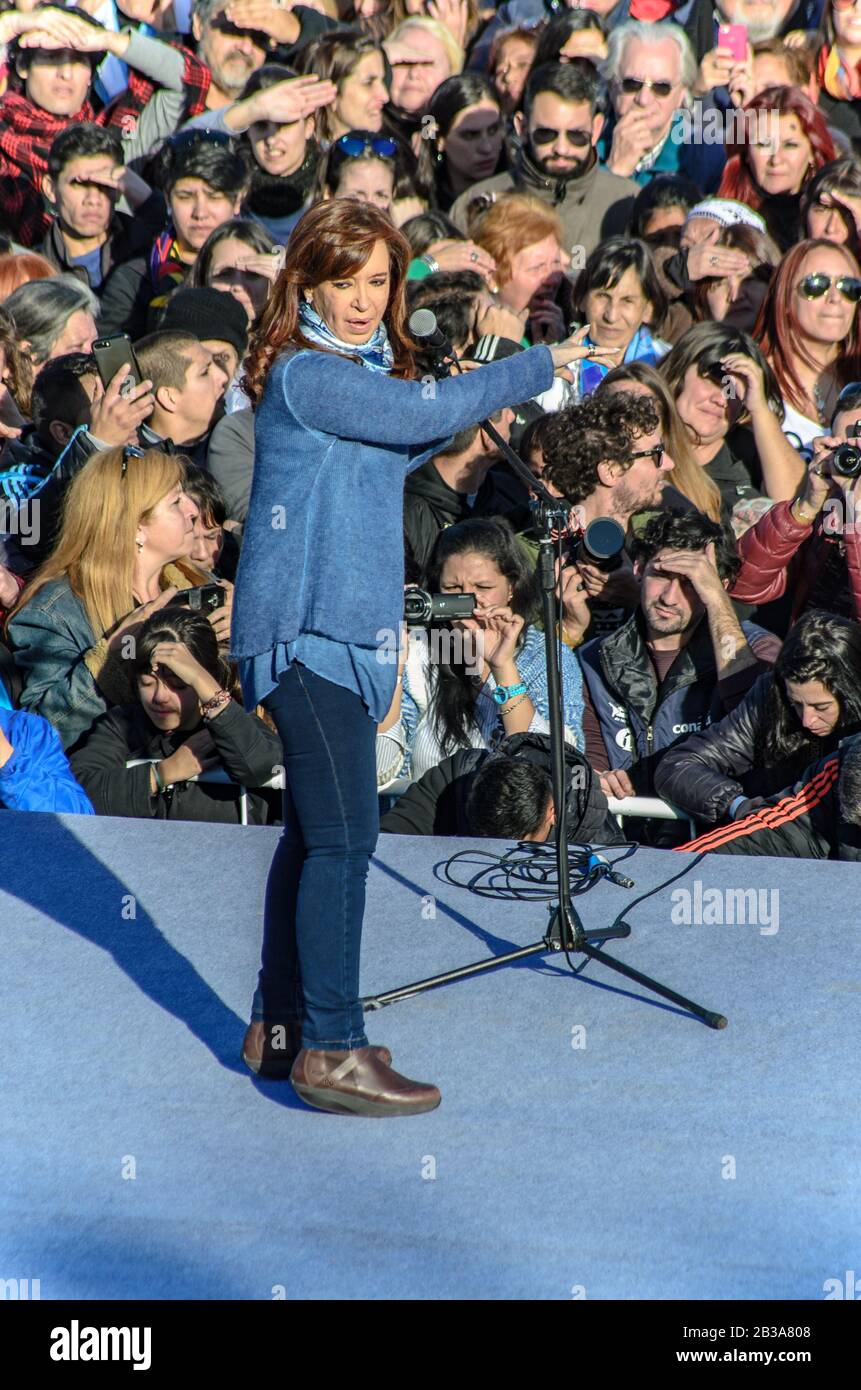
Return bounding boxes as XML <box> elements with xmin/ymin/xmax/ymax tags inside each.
<box><xmin>493</xmin><ymin>682</ymin><xmax>527</xmax><ymax>705</ymax></box>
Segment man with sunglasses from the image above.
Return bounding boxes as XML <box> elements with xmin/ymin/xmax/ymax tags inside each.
<box><xmin>601</xmin><ymin>21</ymin><xmax>725</xmax><ymax>192</ymax></box>
<box><xmin>191</xmin><ymin>0</ymin><xmax>338</xmax><ymax>109</ymax></box>
<box><xmin>450</xmin><ymin>61</ymin><xmax>640</xmax><ymax>258</ymax></box>
<box><xmin>577</xmin><ymin>509</ymin><xmax>775</xmax><ymax>826</ymax></box>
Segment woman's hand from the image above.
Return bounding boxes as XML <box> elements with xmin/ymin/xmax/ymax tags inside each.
<box><xmin>107</xmin><ymin>587</ymin><xmax>179</xmax><ymax>656</ymax></box>
<box><xmin>462</xmin><ymin>605</ymin><xmax>524</xmax><ymax>673</ymax></box>
<box><xmin>549</xmin><ymin>325</ymin><xmax>621</xmax><ymax>372</ymax></box>
<box><xmin>148</xmin><ymin>640</ymin><xmax>221</xmax><ymax>702</ymax></box>
<box><xmin>686</xmin><ymin>232</ymin><xmax>751</xmax><ymax>282</ymax></box>
<box><xmin>244</xmin><ymin>74</ymin><xmax>337</xmax><ymax>126</ymax></box>
<box><xmin>207</xmin><ymin>580</ymin><xmax>233</xmax><ymax>645</ymax></box>
<box><xmin>720</xmin><ymin>351</ymin><xmax>767</xmax><ymax>414</ymax></box>
<box><xmin>793</xmin><ymin>448</ymin><xmax>835</xmax><ymax>523</ymax></box>
<box><xmin>158</xmin><ymin>728</ymin><xmax>221</xmax><ymax>787</ymax></box>
<box><xmin>426</xmin><ymin>238</ymin><xmax>497</xmax><ymax>285</ymax></box>
<box><xmin>475</xmin><ymin>297</ymin><xmax>527</xmax><ymax>343</ymax></box>
<box><xmin>527</xmin><ymin>294</ymin><xmax>568</xmax><ymax>345</ymax></box>
<box><xmin>427</xmin><ymin>0</ymin><xmax>469</xmax><ymax>48</ymax></box>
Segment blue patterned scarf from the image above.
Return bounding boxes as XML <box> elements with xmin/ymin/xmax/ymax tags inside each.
<box><xmin>298</xmin><ymin>300</ymin><xmax>394</xmax><ymax>374</ymax></box>
<box><xmin>578</xmin><ymin>324</ymin><xmax>669</xmax><ymax>397</ymax></box>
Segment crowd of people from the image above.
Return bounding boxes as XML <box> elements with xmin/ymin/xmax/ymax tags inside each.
<box><xmin>1</xmin><ymin>0</ymin><xmax>861</xmax><ymax>871</ymax></box>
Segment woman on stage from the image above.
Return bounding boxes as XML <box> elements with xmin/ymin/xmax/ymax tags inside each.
<box><xmin>233</xmin><ymin>199</ymin><xmax>606</xmax><ymax>1117</ymax></box>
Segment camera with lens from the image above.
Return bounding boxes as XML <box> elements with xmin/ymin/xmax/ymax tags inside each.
<box><xmin>404</xmin><ymin>586</ymin><xmax>476</xmax><ymax>627</ymax></box>
<box><xmin>568</xmin><ymin>518</ymin><xmax>627</xmax><ymax>573</ymax></box>
<box><xmin>172</xmin><ymin>582</ymin><xmax>226</xmax><ymax>612</ymax></box>
<box><xmin>829</xmin><ymin>443</ymin><xmax>861</xmax><ymax>479</ymax></box>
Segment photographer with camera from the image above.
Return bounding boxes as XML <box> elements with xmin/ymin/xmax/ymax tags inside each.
<box><xmin>731</xmin><ymin>382</ymin><xmax>861</xmax><ymax>626</ymax></box>
<box><xmin>5</xmin><ymin>448</ymin><xmax>219</xmax><ymax>751</ymax></box>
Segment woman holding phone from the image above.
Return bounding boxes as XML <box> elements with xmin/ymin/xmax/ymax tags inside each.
<box><xmin>232</xmin><ymin>198</ymin><xmax>608</xmax><ymax>1117</ymax></box>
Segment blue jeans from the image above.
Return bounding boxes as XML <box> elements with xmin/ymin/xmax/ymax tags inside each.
<box><xmin>252</xmin><ymin>662</ymin><xmax>378</xmax><ymax>1050</ymax></box>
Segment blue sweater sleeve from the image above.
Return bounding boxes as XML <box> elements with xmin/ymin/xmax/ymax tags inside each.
<box><xmin>0</xmin><ymin>708</ymin><xmax>95</xmax><ymax>814</ymax></box>
<box><xmin>280</xmin><ymin>347</ymin><xmax>555</xmax><ymax>446</ymax></box>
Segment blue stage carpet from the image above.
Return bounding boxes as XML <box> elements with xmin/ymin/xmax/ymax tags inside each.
<box><xmin>1</xmin><ymin>810</ymin><xmax>858</xmax><ymax>1300</ymax></box>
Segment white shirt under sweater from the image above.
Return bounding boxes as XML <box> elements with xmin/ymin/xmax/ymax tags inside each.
<box><xmin>376</xmin><ymin>627</ymin><xmax>581</xmax><ymax>787</ymax></box>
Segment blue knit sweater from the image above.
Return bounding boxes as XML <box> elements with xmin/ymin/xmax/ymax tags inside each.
<box><xmin>232</xmin><ymin>345</ymin><xmax>555</xmax><ymax>720</ymax></box>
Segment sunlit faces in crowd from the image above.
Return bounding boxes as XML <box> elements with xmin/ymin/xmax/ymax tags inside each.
<box><xmin>438</xmin><ymin>101</ymin><xmax>503</xmax><ymax>189</ymax></box>
<box><xmin>519</xmin><ymin>90</ymin><xmax>602</xmax><ymax>179</ymax></box>
<box><xmin>169</xmin><ymin>177</ymin><xmax>245</xmax><ymax>255</ymax></box>
<box><xmin>610</xmin><ymin>37</ymin><xmax>685</xmax><ymax>146</ymax></box>
<box><xmin>330</xmin><ymin>50</ymin><xmax>389</xmax><ymax>136</ymax></box>
<box><xmin>193</xmin><ymin>2</ymin><xmax>267</xmax><ymax>102</ymax></box>
<box><xmin>18</xmin><ymin>48</ymin><xmax>93</xmax><ymax>117</ymax></box>
<box><xmin>748</xmin><ymin>112</ymin><xmax>816</xmax><ymax>196</ymax></box>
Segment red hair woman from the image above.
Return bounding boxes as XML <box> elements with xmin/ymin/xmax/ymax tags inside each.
<box><xmin>718</xmin><ymin>87</ymin><xmax>836</xmax><ymax>251</ymax></box>
<box><xmin>232</xmin><ymin>199</ymin><xmax>604</xmax><ymax>1116</ymax></box>
<box><xmin>754</xmin><ymin>236</ymin><xmax>861</xmax><ymax>448</ymax></box>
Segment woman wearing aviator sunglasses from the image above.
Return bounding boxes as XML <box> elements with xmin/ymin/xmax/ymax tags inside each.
<box><xmin>754</xmin><ymin>238</ymin><xmax>861</xmax><ymax>449</ymax></box>
<box><xmin>311</xmin><ymin>129</ymin><xmax>424</xmax><ymax>225</ymax></box>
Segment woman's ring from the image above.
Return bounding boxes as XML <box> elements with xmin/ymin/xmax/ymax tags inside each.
<box><xmin>710</xmin><ymin>255</ymin><xmax>719</xmax><ymax>266</ymax></box>
<box><xmin>470</xmin><ymin>251</ymin><xmax>479</xmax><ymax>262</ymax></box>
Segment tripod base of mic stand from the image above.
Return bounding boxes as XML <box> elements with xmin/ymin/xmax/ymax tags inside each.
<box><xmin>362</xmin><ymin>903</ymin><xmax>727</xmax><ymax>1029</ymax></box>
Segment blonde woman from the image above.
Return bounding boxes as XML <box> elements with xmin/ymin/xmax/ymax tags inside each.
<box><xmin>6</xmin><ymin>448</ymin><xmax>224</xmax><ymax>750</ymax></box>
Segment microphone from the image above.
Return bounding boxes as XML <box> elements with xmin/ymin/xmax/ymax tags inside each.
<box><xmin>408</xmin><ymin>308</ymin><xmax>451</xmax><ymax>353</ymax></box>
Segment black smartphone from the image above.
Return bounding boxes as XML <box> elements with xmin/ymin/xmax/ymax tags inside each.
<box><xmin>172</xmin><ymin>584</ymin><xmax>226</xmax><ymax>613</ymax></box>
<box><xmin>91</xmin><ymin>334</ymin><xmax>143</xmax><ymax>398</ymax></box>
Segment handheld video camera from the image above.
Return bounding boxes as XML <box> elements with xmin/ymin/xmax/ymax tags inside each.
<box><xmin>404</xmin><ymin>587</ymin><xmax>476</xmax><ymax>627</ymax></box>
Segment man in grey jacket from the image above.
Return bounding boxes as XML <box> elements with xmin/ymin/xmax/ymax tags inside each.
<box><xmin>448</xmin><ymin>62</ymin><xmax>639</xmax><ymax>260</ymax></box>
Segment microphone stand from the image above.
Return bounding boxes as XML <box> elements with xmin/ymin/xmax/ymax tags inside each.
<box><xmin>363</xmin><ymin>335</ymin><xmax>726</xmax><ymax>1030</ymax></box>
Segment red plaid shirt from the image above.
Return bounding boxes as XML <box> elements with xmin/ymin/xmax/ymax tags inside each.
<box><xmin>0</xmin><ymin>42</ymin><xmax>210</xmax><ymax>247</ymax></box>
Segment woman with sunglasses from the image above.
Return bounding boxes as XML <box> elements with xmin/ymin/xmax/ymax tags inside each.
<box><xmin>717</xmin><ymin>86</ymin><xmax>836</xmax><ymax>252</ymax></box>
<box><xmin>416</xmin><ymin>74</ymin><xmax>505</xmax><ymax>214</ymax></box>
<box><xmin>754</xmin><ymin>237</ymin><xmax>861</xmax><ymax>449</ymax></box>
<box><xmin>311</xmin><ymin>129</ymin><xmax>425</xmax><ymax>225</ymax></box>
<box><xmin>814</xmin><ymin>0</ymin><xmax>861</xmax><ymax>153</ymax></box>
<box><xmin>232</xmin><ymin>199</ymin><xmax>602</xmax><ymax>1116</ymax></box>
<box><xmin>661</xmin><ymin>322</ymin><xmax>805</xmax><ymax>519</ymax></box>
<box><xmin>5</xmin><ymin>448</ymin><xmax>208</xmax><ymax>753</ymax></box>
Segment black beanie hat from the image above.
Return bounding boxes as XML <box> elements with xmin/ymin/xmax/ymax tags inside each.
<box><xmin>160</xmin><ymin>287</ymin><xmax>248</xmax><ymax>360</ymax></box>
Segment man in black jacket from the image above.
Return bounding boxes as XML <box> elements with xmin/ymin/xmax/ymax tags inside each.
<box><xmin>675</xmin><ymin>735</ymin><xmax>861</xmax><ymax>861</ymax></box>
<box><xmin>404</xmin><ymin>408</ymin><xmax>516</xmax><ymax>583</ymax></box>
<box><xmin>40</xmin><ymin>124</ymin><xmax>164</xmax><ymax>294</ymax></box>
<box><xmin>381</xmin><ymin>731</ymin><xmax>621</xmax><ymax>844</ymax></box>
<box><xmin>578</xmin><ymin>510</ymin><xmax>777</xmax><ymax>814</ymax></box>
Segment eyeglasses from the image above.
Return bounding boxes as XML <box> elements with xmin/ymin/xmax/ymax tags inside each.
<box><xmin>531</xmin><ymin>125</ymin><xmax>592</xmax><ymax>147</ymax></box>
<box><xmin>334</xmin><ymin>134</ymin><xmax>398</xmax><ymax>160</ymax></box>
<box><xmin>797</xmin><ymin>272</ymin><xmax>861</xmax><ymax>303</ymax></box>
<box><xmin>629</xmin><ymin>441</ymin><xmax>666</xmax><ymax>468</ymax></box>
<box><xmin>120</xmin><ymin>444</ymin><xmax>145</xmax><ymax>478</ymax></box>
<box><xmin>618</xmin><ymin>76</ymin><xmax>676</xmax><ymax>99</ymax></box>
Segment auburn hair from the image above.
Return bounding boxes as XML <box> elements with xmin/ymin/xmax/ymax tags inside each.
<box><xmin>472</xmin><ymin>192</ymin><xmax>563</xmax><ymax>290</ymax></box>
<box><xmin>718</xmin><ymin>86</ymin><xmax>835</xmax><ymax>210</ymax></box>
<box><xmin>242</xmin><ymin>200</ymin><xmax>416</xmax><ymax>405</ymax></box>
<box><xmin>753</xmin><ymin>238</ymin><xmax>861</xmax><ymax>413</ymax></box>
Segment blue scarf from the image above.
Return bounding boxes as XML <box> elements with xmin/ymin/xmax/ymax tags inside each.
<box><xmin>578</xmin><ymin>325</ymin><xmax>668</xmax><ymax>397</ymax></box>
<box><xmin>298</xmin><ymin>300</ymin><xmax>393</xmax><ymax>374</ymax></box>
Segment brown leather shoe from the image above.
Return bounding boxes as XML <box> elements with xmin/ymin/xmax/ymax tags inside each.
<box><xmin>290</xmin><ymin>1047</ymin><xmax>441</xmax><ymax>1117</ymax></box>
<box><xmin>241</xmin><ymin>1023</ymin><xmax>392</xmax><ymax>1079</ymax></box>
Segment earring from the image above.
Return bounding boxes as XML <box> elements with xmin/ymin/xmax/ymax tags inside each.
<box><xmin>136</xmin><ymin>539</ymin><xmax>144</xmax><ymax>552</ymax></box>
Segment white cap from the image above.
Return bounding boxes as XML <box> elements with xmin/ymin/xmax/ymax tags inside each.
<box><xmin>684</xmin><ymin>199</ymin><xmax>767</xmax><ymax>233</ymax></box>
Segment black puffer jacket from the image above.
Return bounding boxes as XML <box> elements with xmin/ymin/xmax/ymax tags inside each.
<box><xmin>676</xmin><ymin>736</ymin><xmax>861</xmax><ymax>861</ymax></box>
<box><xmin>71</xmin><ymin>700</ymin><xmax>282</xmax><ymax>824</ymax></box>
<box><xmin>381</xmin><ymin>731</ymin><xmax>622</xmax><ymax>844</ymax></box>
<box><xmin>654</xmin><ymin>675</ymin><xmax>857</xmax><ymax>825</ymax></box>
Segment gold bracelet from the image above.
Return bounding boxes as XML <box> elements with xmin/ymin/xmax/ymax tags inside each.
<box><xmin>500</xmin><ymin>693</ymin><xmax>529</xmax><ymax>715</ymax></box>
